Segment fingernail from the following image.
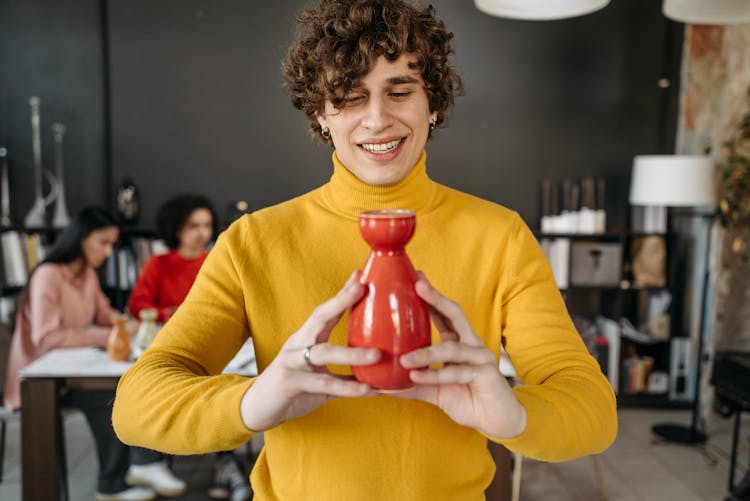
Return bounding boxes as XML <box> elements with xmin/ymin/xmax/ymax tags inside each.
<box><xmin>366</xmin><ymin>349</ymin><xmax>379</xmax><ymax>361</ymax></box>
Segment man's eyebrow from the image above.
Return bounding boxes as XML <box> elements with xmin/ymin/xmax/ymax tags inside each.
<box><xmin>387</xmin><ymin>75</ymin><xmax>420</xmax><ymax>85</ymax></box>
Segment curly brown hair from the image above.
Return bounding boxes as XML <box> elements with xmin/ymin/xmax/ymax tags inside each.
<box><xmin>282</xmin><ymin>0</ymin><xmax>463</xmax><ymax>145</ymax></box>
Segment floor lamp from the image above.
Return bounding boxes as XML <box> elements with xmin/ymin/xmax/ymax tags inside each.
<box><xmin>629</xmin><ymin>155</ymin><xmax>716</xmax><ymax>445</ymax></box>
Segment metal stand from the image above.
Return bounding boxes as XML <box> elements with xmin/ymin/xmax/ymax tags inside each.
<box><xmin>652</xmin><ymin>213</ymin><xmax>712</xmax><ymax>444</ymax></box>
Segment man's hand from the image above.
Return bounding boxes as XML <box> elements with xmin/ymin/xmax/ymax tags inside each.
<box><xmin>393</xmin><ymin>272</ymin><xmax>527</xmax><ymax>440</ymax></box>
<box><xmin>240</xmin><ymin>271</ymin><xmax>381</xmax><ymax>431</ymax></box>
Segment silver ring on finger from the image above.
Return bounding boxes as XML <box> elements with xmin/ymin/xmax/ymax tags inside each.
<box><xmin>303</xmin><ymin>344</ymin><xmax>317</xmax><ymax>368</ymax></box>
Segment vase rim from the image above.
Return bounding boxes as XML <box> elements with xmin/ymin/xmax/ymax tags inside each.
<box><xmin>359</xmin><ymin>209</ymin><xmax>415</xmax><ymax>218</ymax></box>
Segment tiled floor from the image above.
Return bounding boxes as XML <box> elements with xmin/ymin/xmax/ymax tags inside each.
<box><xmin>1</xmin><ymin>408</ymin><xmax>748</xmax><ymax>500</ymax></box>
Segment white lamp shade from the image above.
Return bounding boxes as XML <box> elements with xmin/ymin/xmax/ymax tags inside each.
<box><xmin>474</xmin><ymin>0</ymin><xmax>610</xmax><ymax>21</ymax></box>
<box><xmin>663</xmin><ymin>0</ymin><xmax>750</xmax><ymax>25</ymax></box>
<box><xmin>629</xmin><ymin>155</ymin><xmax>716</xmax><ymax>207</ymax></box>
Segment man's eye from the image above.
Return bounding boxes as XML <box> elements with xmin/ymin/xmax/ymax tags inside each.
<box><xmin>344</xmin><ymin>95</ymin><xmax>364</xmax><ymax>104</ymax></box>
<box><xmin>391</xmin><ymin>91</ymin><xmax>412</xmax><ymax>99</ymax></box>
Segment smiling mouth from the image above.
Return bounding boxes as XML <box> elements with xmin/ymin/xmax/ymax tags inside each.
<box><xmin>359</xmin><ymin>138</ymin><xmax>403</xmax><ymax>153</ymax></box>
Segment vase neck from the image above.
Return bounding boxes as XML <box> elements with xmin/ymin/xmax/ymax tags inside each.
<box><xmin>372</xmin><ymin>247</ymin><xmax>407</xmax><ymax>256</ymax></box>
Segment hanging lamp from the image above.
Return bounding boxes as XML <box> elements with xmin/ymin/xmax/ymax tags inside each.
<box><xmin>474</xmin><ymin>0</ymin><xmax>610</xmax><ymax>21</ymax></box>
<box><xmin>663</xmin><ymin>0</ymin><xmax>750</xmax><ymax>25</ymax></box>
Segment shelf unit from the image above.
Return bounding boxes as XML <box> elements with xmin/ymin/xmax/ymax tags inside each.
<box><xmin>537</xmin><ymin>230</ymin><xmax>692</xmax><ymax>409</ymax></box>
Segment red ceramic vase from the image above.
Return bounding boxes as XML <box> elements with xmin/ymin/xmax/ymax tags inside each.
<box><xmin>348</xmin><ymin>209</ymin><xmax>431</xmax><ymax>390</ymax></box>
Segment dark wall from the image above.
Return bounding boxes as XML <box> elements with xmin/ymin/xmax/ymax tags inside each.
<box><xmin>0</xmin><ymin>0</ymin><xmax>106</xmax><ymax>223</ymax></box>
<box><xmin>2</xmin><ymin>0</ymin><xmax>682</xmax><ymax>230</ymax></box>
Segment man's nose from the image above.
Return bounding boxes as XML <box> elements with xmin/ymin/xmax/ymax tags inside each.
<box><xmin>361</xmin><ymin>96</ymin><xmax>393</xmax><ymax>132</ymax></box>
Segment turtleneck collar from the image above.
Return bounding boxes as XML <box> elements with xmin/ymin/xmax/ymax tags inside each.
<box><xmin>320</xmin><ymin>150</ymin><xmax>436</xmax><ymax>220</ymax></box>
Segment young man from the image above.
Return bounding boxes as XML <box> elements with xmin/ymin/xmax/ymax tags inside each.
<box><xmin>114</xmin><ymin>1</ymin><xmax>617</xmax><ymax>499</ymax></box>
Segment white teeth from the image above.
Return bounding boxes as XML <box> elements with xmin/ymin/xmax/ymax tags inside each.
<box><xmin>361</xmin><ymin>139</ymin><xmax>401</xmax><ymax>153</ymax></box>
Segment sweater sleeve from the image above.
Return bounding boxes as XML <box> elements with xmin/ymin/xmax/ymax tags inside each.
<box><xmin>113</xmin><ymin>221</ymin><xmax>255</xmax><ymax>455</ymax></box>
<box><xmin>128</xmin><ymin>256</ymin><xmax>168</xmax><ymax>321</ymax></box>
<box><xmin>494</xmin><ymin>214</ymin><xmax>617</xmax><ymax>461</ymax></box>
<box><xmin>29</xmin><ymin>266</ymin><xmax>110</xmax><ymax>351</ymax></box>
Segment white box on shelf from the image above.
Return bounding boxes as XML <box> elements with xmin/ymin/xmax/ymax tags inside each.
<box><xmin>570</xmin><ymin>241</ymin><xmax>622</xmax><ymax>287</ymax></box>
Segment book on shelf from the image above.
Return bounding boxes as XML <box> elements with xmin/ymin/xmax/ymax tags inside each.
<box><xmin>539</xmin><ymin>237</ymin><xmax>570</xmax><ymax>289</ymax></box>
<box><xmin>1</xmin><ymin>230</ymin><xmax>51</xmax><ymax>287</ymax></box>
<box><xmin>105</xmin><ymin>236</ymin><xmax>167</xmax><ymax>290</ymax></box>
<box><xmin>621</xmin><ymin>355</ymin><xmax>654</xmax><ymax>394</ymax></box>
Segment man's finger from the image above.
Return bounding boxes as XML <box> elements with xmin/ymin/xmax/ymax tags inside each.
<box><xmin>302</xmin><ymin>270</ymin><xmax>364</xmax><ymax>336</ymax></box>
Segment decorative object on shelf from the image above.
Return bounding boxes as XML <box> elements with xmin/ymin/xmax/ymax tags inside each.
<box><xmin>0</xmin><ymin>145</ymin><xmax>10</xmax><ymax>226</ymax></box>
<box><xmin>135</xmin><ymin>308</ymin><xmax>159</xmax><ymax>350</ymax></box>
<box><xmin>24</xmin><ymin>96</ymin><xmax>46</xmax><ymax>228</ymax></box>
<box><xmin>717</xmin><ymin>86</ymin><xmax>750</xmax><ymax>264</ymax></box>
<box><xmin>596</xmin><ymin>178</ymin><xmax>606</xmax><ymax>234</ymax></box>
<box><xmin>115</xmin><ymin>177</ymin><xmax>140</xmax><ymax>225</ymax></box>
<box><xmin>539</xmin><ymin>177</ymin><xmax>608</xmax><ymax>234</ymax></box>
<box><xmin>662</xmin><ymin>0</ymin><xmax>750</xmax><ymax>25</ymax></box>
<box><xmin>474</xmin><ymin>0</ymin><xmax>610</xmax><ymax>21</ymax></box>
<box><xmin>578</xmin><ymin>177</ymin><xmax>597</xmax><ymax>234</ymax></box>
<box><xmin>348</xmin><ymin>210</ymin><xmax>431</xmax><ymax>390</ymax></box>
<box><xmin>631</xmin><ymin>236</ymin><xmax>667</xmax><ymax>287</ymax></box>
<box><xmin>50</xmin><ymin>122</ymin><xmax>70</xmax><ymax>228</ymax></box>
<box><xmin>629</xmin><ymin>153</ymin><xmax>716</xmax><ymax>444</ymax></box>
<box><xmin>107</xmin><ymin>315</ymin><xmax>131</xmax><ymax>361</ymax></box>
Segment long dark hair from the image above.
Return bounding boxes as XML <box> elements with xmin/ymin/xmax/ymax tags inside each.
<box><xmin>16</xmin><ymin>206</ymin><xmax>118</xmax><ymax>316</ymax></box>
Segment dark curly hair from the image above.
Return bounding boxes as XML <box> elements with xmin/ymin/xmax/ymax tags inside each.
<box><xmin>282</xmin><ymin>0</ymin><xmax>463</xmax><ymax>145</ymax></box>
<box><xmin>156</xmin><ymin>194</ymin><xmax>218</xmax><ymax>249</ymax></box>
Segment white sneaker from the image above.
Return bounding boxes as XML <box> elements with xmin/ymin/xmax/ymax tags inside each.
<box><xmin>125</xmin><ymin>460</ymin><xmax>187</xmax><ymax>497</ymax></box>
<box><xmin>207</xmin><ymin>454</ymin><xmax>251</xmax><ymax>501</ymax></box>
<box><xmin>95</xmin><ymin>486</ymin><xmax>156</xmax><ymax>500</ymax></box>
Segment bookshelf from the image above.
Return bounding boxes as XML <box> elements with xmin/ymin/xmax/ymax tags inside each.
<box><xmin>537</xmin><ymin>230</ymin><xmax>691</xmax><ymax>409</ymax></box>
<box><xmin>101</xmin><ymin>227</ymin><xmax>163</xmax><ymax>310</ymax></box>
<box><xmin>0</xmin><ymin>226</ymin><xmax>58</xmax><ymax>322</ymax></box>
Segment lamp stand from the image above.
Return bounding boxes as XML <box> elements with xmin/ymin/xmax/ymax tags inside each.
<box><xmin>652</xmin><ymin>213</ymin><xmax>712</xmax><ymax>445</ymax></box>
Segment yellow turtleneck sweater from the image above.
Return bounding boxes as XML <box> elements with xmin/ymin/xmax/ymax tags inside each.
<box><xmin>114</xmin><ymin>152</ymin><xmax>616</xmax><ymax>501</ymax></box>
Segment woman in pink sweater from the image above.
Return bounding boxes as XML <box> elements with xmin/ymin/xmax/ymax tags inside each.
<box><xmin>3</xmin><ymin>207</ymin><xmax>185</xmax><ymax>501</ymax></box>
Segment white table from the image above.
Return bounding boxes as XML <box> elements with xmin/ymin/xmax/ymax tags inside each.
<box><xmin>20</xmin><ymin>343</ymin><xmax>256</xmax><ymax>500</ymax></box>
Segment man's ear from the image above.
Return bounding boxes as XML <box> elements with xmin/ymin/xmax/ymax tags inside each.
<box><xmin>315</xmin><ymin>112</ymin><xmax>328</xmax><ymax>131</ymax></box>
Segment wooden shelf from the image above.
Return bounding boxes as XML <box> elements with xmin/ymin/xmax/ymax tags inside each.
<box><xmin>535</xmin><ymin>231</ymin><xmax>674</xmax><ymax>239</ymax></box>
<box><xmin>0</xmin><ymin>285</ymin><xmax>24</xmax><ymax>296</ymax></box>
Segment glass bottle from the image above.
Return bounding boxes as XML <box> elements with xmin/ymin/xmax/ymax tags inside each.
<box><xmin>135</xmin><ymin>308</ymin><xmax>159</xmax><ymax>349</ymax></box>
<box><xmin>348</xmin><ymin>209</ymin><xmax>431</xmax><ymax>390</ymax></box>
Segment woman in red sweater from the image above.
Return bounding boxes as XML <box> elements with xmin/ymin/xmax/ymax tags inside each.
<box><xmin>129</xmin><ymin>194</ymin><xmax>217</xmax><ymax>323</ymax></box>
<box><xmin>128</xmin><ymin>194</ymin><xmax>251</xmax><ymax>501</ymax></box>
